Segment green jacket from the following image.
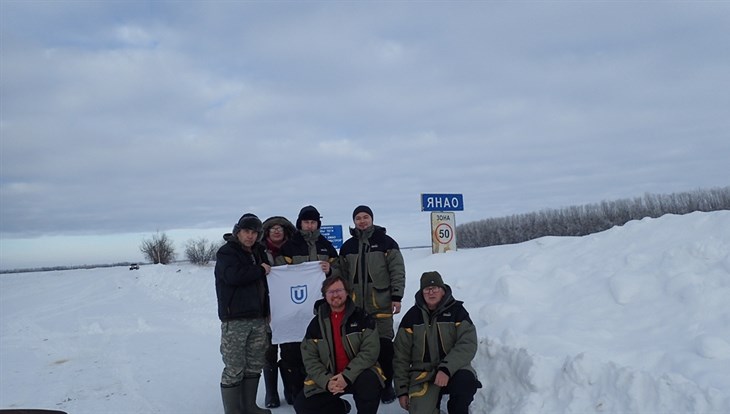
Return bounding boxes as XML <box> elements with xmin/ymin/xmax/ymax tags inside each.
<box><xmin>392</xmin><ymin>285</ymin><xmax>478</xmax><ymax>398</ymax></box>
<box><xmin>339</xmin><ymin>225</ymin><xmax>406</xmax><ymax>339</ymax></box>
<box><xmin>301</xmin><ymin>297</ymin><xmax>385</xmax><ymax>397</ymax></box>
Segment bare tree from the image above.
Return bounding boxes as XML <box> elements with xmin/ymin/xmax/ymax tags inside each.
<box><xmin>139</xmin><ymin>232</ymin><xmax>176</xmax><ymax>264</ymax></box>
<box><xmin>184</xmin><ymin>238</ymin><xmax>219</xmax><ymax>265</ymax></box>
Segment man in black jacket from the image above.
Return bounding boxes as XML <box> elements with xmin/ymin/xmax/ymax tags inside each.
<box><xmin>215</xmin><ymin>213</ymin><xmax>272</xmax><ymax>414</ymax></box>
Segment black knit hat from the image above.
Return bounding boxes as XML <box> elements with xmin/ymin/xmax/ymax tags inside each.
<box><xmin>420</xmin><ymin>271</ymin><xmax>446</xmax><ymax>290</ymax></box>
<box><xmin>296</xmin><ymin>205</ymin><xmax>321</xmax><ymax>229</ymax></box>
<box><xmin>234</xmin><ymin>213</ymin><xmax>263</xmax><ymax>234</ymax></box>
<box><xmin>352</xmin><ymin>205</ymin><xmax>373</xmax><ymax>221</ymax></box>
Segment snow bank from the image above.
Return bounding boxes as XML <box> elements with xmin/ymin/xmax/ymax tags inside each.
<box><xmin>1</xmin><ymin>211</ymin><xmax>729</xmax><ymax>413</ymax></box>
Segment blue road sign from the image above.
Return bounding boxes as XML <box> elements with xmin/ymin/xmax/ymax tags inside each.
<box><xmin>320</xmin><ymin>225</ymin><xmax>344</xmax><ymax>249</ymax></box>
<box><xmin>421</xmin><ymin>193</ymin><xmax>464</xmax><ymax>211</ymax></box>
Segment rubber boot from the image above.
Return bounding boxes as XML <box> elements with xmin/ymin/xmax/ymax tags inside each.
<box><xmin>221</xmin><ymin>383</ymin><xmax>243</xmax><ymax>414</ymax></box>
<box><xmin>263</xmin><ymin>366</ymin><xmax>280</xmax><ymax>408</ymax></box>
<box><xmin>241</xmin><ymin>375</ymin><xmax>271</xmax><ymax>414</ymax></box>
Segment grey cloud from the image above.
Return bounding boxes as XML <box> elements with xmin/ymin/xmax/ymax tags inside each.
<box><xmin>1</xmin><ymin>1</ymin><xmax>728</xmax><ymax>246</ymax></box>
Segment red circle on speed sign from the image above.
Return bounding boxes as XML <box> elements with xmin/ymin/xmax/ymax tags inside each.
<box><xmin>434</xmin><ymin>223</ymin><xmax>454</xmax><ymax>244</ymax></box>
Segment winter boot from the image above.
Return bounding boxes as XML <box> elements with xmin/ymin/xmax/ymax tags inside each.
<box><xmin>380</xmin><ymin>381</ymin><xmax>396</xmax><ymax>404</ymax></box>
<box><xmin>279</xmin><ymin>360</ymin><xmax>305</xmax><ymax>405</ymax></box>
<box><xmin>221</xmin><ymin>383</ymin><xmax>243</xmax><ymax>414</ymax></box>
<box><xmin>279</xmin><ymin>362</ymin><xmax>294</xmax><ymax>405</ymax></box>
<box><xmin>263</xmin><ymin>366</ymin><xmax>280</xmax><ymax>408</ymax></box>
<box><xmin>241</xmin><ymin>374</ymin><xmax>271</xmax><ymax>414</ymax></box>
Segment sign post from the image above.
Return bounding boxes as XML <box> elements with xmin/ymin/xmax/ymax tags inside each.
<box><xmin>431</xmin><ymin>212</ymin><xmax>456</xmax><ymax>253</ymax></box>
<box><xmin>421</xmin><ymin>193</ymin><xmax>463</xmax><ymax>254</ymax></box>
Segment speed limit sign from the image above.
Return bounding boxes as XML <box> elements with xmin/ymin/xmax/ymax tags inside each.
<box><xmin>431</xmin><ymin>212</ymin><xmax>457</xmax><ymax>253</ymax></box>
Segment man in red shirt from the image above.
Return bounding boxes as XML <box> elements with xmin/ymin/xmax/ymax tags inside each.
<box><xmin>294</xmin><ymin>276</ymin><xmax>383</xmax><ymax>414</ymax></box>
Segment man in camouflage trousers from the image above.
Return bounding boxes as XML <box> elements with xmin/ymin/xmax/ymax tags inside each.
<box><xmin>215</xmin><ymin>213</ymin><xmax>272</xmax><ymax>414</ymax></box>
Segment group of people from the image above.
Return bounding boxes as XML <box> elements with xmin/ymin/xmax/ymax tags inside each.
<box><xmin>214</xmin><ymin>205</ymin><xmax>481</xmax><ymax>414</ymax></box>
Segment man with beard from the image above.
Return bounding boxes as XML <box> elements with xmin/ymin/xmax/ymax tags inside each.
<box><xmin>275</xmin><ymin>205</ymin><xmax>340</xmax><ymax>403</ymax></box>
<box><xmin>294</xmin><ymin>276</ymin><xmax>382</xmax><ymax>414</ymax></box>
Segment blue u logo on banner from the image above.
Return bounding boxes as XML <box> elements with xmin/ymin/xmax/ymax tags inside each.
<box><xmin>290</xmin><ymin>285</ymin><xmax>307</xmax><ymax>304</ymax></box>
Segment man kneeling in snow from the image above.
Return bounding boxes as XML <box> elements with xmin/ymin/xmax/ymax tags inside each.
<box><xmin>393</xmin><ymin>271</ymin><xmax>481</xmax><ymax>414</ymax></box>
<box><xmin>294</xmin><ymin>275</ymin><xmax>383</xmax><ymax>414</ymax></box>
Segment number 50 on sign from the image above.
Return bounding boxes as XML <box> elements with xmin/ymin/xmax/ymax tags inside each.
<box><xmin>431</xmin><ymin>212</ymin><xmax>457</xmax><ymax>253</ymax></box>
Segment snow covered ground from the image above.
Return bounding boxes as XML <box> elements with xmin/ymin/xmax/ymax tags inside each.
<box><xmin>1</xmin><ymin>211</ymin><xmax>729</xmax><ymax>413</ymax></box>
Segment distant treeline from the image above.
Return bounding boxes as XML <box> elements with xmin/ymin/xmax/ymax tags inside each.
<box><xmin>457</xmin><ymin>186</ymin><xmax>730</xmax><ymax>248</ymax></box>
<box><xmin>0</xmin><ymin>262</ymin><xmax>136</xmax><ymax>275</ymax></box>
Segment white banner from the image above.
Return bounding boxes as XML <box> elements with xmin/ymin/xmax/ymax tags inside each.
<box><xmin>268</xmin><ymin>261</ymin><xmax>325</xmax><ymax>344</ymax></box>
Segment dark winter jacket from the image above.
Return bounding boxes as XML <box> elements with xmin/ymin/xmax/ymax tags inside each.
<box><xmin>276</xmin><ymin>229</ymin><xmax>340</xmax><ymax>277</ymax></box>
<box><xmin>392</xmin><ymin>285</ymin><xmax>478</xmax><ymax>398</ymax></box>
<box><xmin>301</xmin><ymin>297</ymin><xmax>384</xmax><ymax>397</ymax></box>
<box><xmin>339</xmin><ymin>225</ymin><xmax>406</xmax><ymax>339</ymax></box>
<box><xmin>214</xmin><ymin>233</ymin><xmax>271</xmax><ymax>321</ymax></box>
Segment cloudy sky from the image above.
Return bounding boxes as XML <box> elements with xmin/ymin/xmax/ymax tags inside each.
<box><xmin>1</xmin><ymin>1</ymin><xmax>728</xmax><ymax>269</ymax></box>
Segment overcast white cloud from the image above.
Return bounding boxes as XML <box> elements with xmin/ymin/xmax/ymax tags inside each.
<box><xmin>1</xmin><ymin>1</ymin><xmax>728</xmax><ymax>269</ymax></box>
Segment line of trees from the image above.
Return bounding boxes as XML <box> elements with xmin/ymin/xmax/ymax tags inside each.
<box><xmin>457</xmin><ymin>186</ymin><xmax>730</xmax><ymax>248</ymax></box>
<box><xmin>0</xmin><ymin>262</ymin><xmax>137</xmax><ymax>275</ymax></box>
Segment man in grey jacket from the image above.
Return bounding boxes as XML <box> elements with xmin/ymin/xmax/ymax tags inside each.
<box><xmin>339</xmin><ymin>205</ymin><xmax>405</xmax><ymax>404</ymax></box>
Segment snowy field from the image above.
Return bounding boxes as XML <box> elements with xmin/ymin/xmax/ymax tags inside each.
<box><xmin>1</xmin><ymin>211</ymin><xmax>729</xmax><ymax>414</ymax></box>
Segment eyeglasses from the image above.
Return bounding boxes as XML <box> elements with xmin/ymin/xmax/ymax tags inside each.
<box><xmin>269</xmin><ymin>226</ymin><xmax>284</xmax><ymax>233</ymax></box>
<box><xmin>422</xmin><ymin>286</ymin><xmax>441</xmax><ymax>294</ymax></box>
<box><xmin>326</xmin><ymin>288</ymin><xmax>346</xmax><ymax>296</ymax></box>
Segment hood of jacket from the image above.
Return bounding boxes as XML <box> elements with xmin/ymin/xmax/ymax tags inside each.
<box><xmin>263</xmin><ymin>216</ymin><xmax>296</xmax><ymax>239</ymax></box>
